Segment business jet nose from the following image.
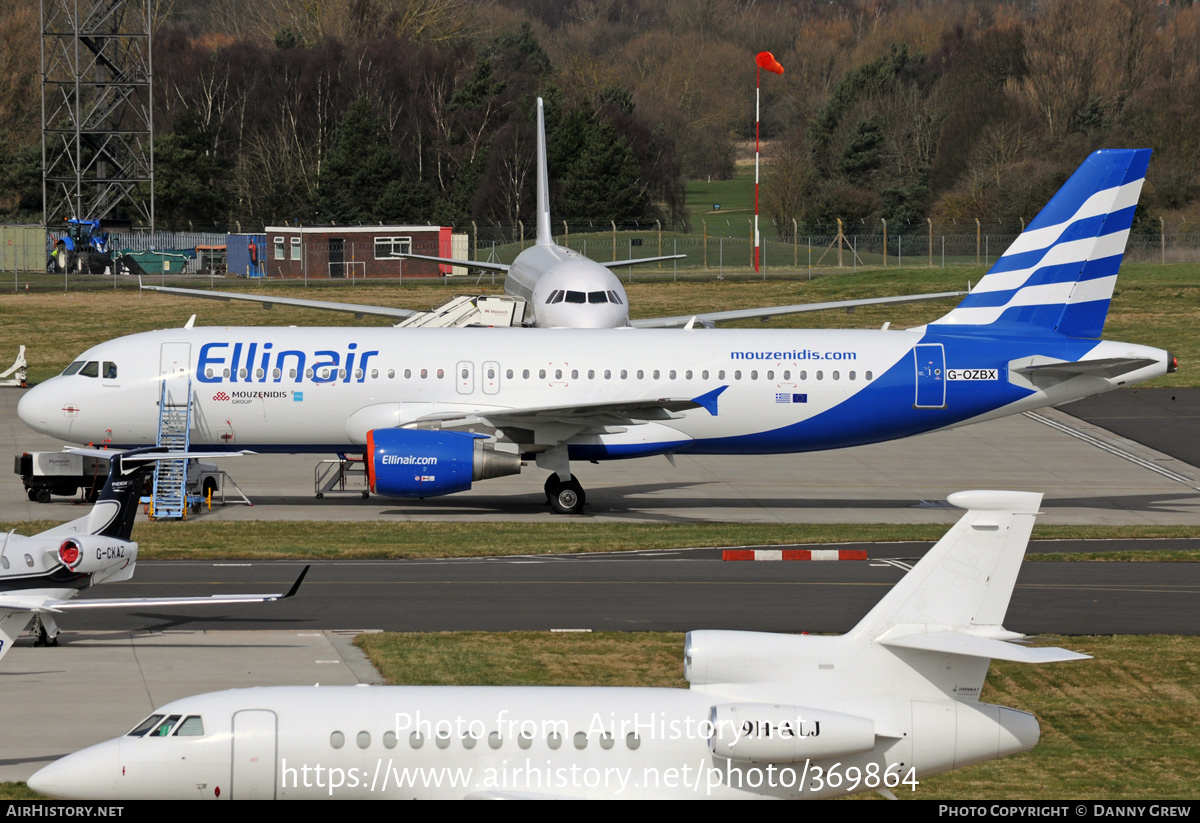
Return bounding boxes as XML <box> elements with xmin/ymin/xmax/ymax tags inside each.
<box><xmin>28</xmin><ymin>738</ymin><xmax>121</xmax><ymax>799</ymax></box>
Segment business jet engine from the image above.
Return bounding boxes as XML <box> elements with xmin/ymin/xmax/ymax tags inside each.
<box><xmin>366</xmin><ymin>429</ymin><xmax>521</xmax><ymax>497</ymax></box>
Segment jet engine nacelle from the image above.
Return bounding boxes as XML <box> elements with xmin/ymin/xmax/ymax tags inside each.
<box><xmin>367</xmin><ymin>429</ymin><xmax>521</xmax><ymax>498</ymax></box>
<box><xmin>54</xmin><ymin>537</ymin><xmax>137</xmax><ymax>574</ymax></box>
<box><xmin>708</xmin><ymin>703</ymin><xmax>876</xmax><ymax>763</ymax></box>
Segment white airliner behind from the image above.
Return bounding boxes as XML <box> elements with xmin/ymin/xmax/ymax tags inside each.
<box><xmin>18</xmin><ymin>148</ymin><xmax>1173</xmax><ymax>514</ymax></box>
<box><xmin>141</xmin><ymin>97</ymin><xmax>960</xmax><ymax>330</ymax></box>
<box><xmin>29</xmin><ymin>490</ymin><xmax>1088</xmax><ymax>800</ymax></box>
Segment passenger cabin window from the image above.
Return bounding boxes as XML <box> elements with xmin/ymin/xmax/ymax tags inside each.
<box><xmin>80</xmin><ymin>361</ymin><xmax>99</xmax><ymax>378</ymax></box>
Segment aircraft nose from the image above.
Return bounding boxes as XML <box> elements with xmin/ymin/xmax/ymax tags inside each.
<box><xmin>28</xmin><ymin>738</ymin><xmax>121</xmax><ymax>800</ymax></box>
<box><xmin>17</xmin><ymin>384</ymin><xmax>50</xmax><ymax>433</ymax></box>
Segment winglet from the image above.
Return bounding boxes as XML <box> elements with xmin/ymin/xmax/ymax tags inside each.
<box><xmin>276</xmin><ymin>565</ymin><xmax>310</xmax><ymax>601</ymax></box>
<box><xmin>691</xmin><ymin>385</ymin><xmax>728</xmax><ymax>416</ymax></box>
<box><xmin>535</xmin><ymin>97</ymin><xmax>552</xmax><ymax>246</ymax></box>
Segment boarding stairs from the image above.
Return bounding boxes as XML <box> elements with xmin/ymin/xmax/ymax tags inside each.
<box><xmin>152</xmin><ymin>377</ymin><xmax>192</xmax><ymax>519</ymax></box>
<box><xmin>395</xmin><ymin>295</ymin><xmax>526</xmax><ymax>328</ymax></box>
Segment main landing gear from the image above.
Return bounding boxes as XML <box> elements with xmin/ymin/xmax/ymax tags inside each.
<box><xmin>544</xmin><ymin>473</ymin><xmax>586</xmax><ymax>515</ymax></box>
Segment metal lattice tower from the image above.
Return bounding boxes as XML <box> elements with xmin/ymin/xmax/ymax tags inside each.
<box><xmin>41</xmin><ymin>0</ymin><xmax>153</xmax><ymax>230</ymax></box>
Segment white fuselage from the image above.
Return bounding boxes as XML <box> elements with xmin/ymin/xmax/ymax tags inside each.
<box><xmin>17</xmin><ymin>325</ymin><xmax>1169</xmax><ymax>459</ymax></box>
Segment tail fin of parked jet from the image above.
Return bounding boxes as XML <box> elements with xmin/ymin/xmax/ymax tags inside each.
<box><xmin>535</xmin><ymin>97</ymin><xmax>553</xmax><ymax>247</ymax></box>
<box><xmin>852</xmin><ymin>490</ymin><xmax>1088</xmax><ymax>692</ymax></box>
<box><xmin>933</xmin><ymin>149</ymin><xmax>1150</xmax><ymax>338</ymax></box>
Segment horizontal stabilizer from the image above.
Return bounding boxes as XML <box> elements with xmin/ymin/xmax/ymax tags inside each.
<box><xmin>1010</xmin><ymin>356</ymin><xmax>1159</xmax><ymax>380</ymax></box>
<box><xmin>881</xmin><ymin>631</ymin><xmax>1090</xmax><ymax>663</ymax></box>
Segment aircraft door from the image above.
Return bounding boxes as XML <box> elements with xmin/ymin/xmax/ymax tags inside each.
<box><xmin>456</xmin><ymin>361</ymin><xmax>475</xmax><ymax>395</ymax></box>
<box><xmin>231</xmin><ymin>709</ymin><xmax>278</xmax><ymax>799</ymax></box>
<box><xmin>913</xmin><ymin>343</ymin><xmax>946</xmax><ymax>409</ymax></box>
<box><xmin>482</xmin><ymin>361</ymin><xmax>500</xmax><ymax>395</ymax></box>
<box><xmin>159</xmin><ymin>343</ymin><xmax>191</xmax><ymax>407</ymax></box>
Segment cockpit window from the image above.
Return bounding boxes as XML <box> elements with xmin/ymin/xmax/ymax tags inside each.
<box><xmin>150</xmin><ymin>715</ymin><xmax>183</xmax><ymax>737</ymax></box>
<box><xmin>588</xmin><ymin>291</ymin><xmax>608</xmax><ymax>304</ymax></box>
<box><xmin>608</xmin><ymin>291</ymin><xmax>624</xmax><ymax>305</ymax></box>
<box><xmin>565</xmin><ymin>291</ymin><xmax>586</xmax><ymax>304</ymax></box>
<box><xmin>546</xmin><ymin>290</ymin><xmax>562</xmax><ymax>304</ymax></box>
<box><xmin>79</xmin><ymin>361</ymin><xmax>99</xmax><ymax>378</ymax></box>
<box><xmin>174</xmin><ymin>715</ymin><xmax>205</xmax><ymax>736</ymax></box>
<box><xmin>127</xmin><ymin>714</ymin><xmax>165</xmax><ymax>737</ymax></box>
<box><xmin>61</xmin><ymin>361</ymin><xmax>85</xmax><ymax>376</ymax></box>
<box><xmin>103</xmin><ymin>362</ymin><xmax>117</xmax><ymax>379</ymax></box>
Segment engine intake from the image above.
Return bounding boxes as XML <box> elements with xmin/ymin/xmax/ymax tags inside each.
<box><xmin>708</xmin><ymin>703</ymin><xmax>876</xmax><ymax>763</ymax></box>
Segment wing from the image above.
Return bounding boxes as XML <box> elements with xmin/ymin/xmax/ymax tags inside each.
<box><xmin>629</xmin><ymin>291</ymin><xmax>966</xmax><ymax>329</ymax></box>
<box><xmin>392</xmin><ymin>251</ymin><xmax>510</xmax><ymax>273</ymax></box>
<box><xmin>404</xmin><ymin>387</ymin><xmax>727</xmax><ymax>432</ymax></box>
<box><xmin>0</xmin><ymin>567</ymin><xmax>308</xmax><ymax>663</ymax></box>
<box><xmin>601</xmin><ymin>255</ymin><xmax>686</xmax><ymax>269</ymax></box>
<box><xmin>141</xmin><ymin>282</ymin><xmax>417</xmax><ymax>321</ymax></box>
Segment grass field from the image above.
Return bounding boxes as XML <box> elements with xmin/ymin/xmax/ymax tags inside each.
<box><xmin>354</xmin><ymin>632</ymin><xmax>1200</xmax><ymax>800</ymax></box>
<box><xmin>0</xmin><ymin>518</ymin><xmax>1195</xmax><ymax>561</ymax></box>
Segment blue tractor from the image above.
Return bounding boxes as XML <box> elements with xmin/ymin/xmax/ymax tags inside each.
<box><xmin>48</xmin><ymin>218</ymin><xmax>115</xmax><ymax>274</ymax></box>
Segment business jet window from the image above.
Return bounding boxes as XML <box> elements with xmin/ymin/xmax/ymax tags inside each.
<box><xmin>62</xmin><ymin>361</ymin><xmax>85</xmax><ymax>376</ymax></box>
<box><xmin>565</xmin><ymin>291</ymin><xmax>586</xmax><ymax>304</ymax></box>
<box><xmin>548</xmin><ymin>732</ymin><xmax>563</xmax><ymax>750</ymax></box>
<box><xmin>80</xmin><ymin>361</ymin><xmax>99</xmax><ymax>378</ymax></box>
<box><xmin>174</xmin><ymin>716</ymin><xmax>205</xmax><ymax>736</ymax></box>
<box><xmin>573</xmin><ymin>732</ymin><xmax>588</xmax><ymax>750</ymax></box>
<box><xmin>462</xmin><ymin>733</ymin><xmax>477</xmax><ymax>750</ymax></box>
<box><xmin>409</xmin><ymin>732</ymin><xmax>424</xmax><ymax>749</ymax></box>
<box><xmin>357</xmin><ymin>731</ymin><xmax>371</xmax><ymax>749</ymax></box>
<box><xmin>127</xmin><ymin>714</ymin><xmax>165</xmax><ymax>737</ymax></box>
<box><xmin>488</xmin><ymin>731</ymin><xmax>502</xmax><ymax>749</ymax></box>
<box><xmin>383</xmin><ymin>731</ymin><xmax>397</xmax><ymax>749</ymax></box>
<box><xmin>599</xmin><ymin>732</ymin><xmax>615</xmax><ymax>750</ymax></box>
<box><xmin>103</xmin><ymin>362</ymin><xmax>118</xmax><ymax>379</ymax></box>
<box><xmin>518</xmin><ymin>732</ymin><xmax>534</xmax><ymax>750</ymax></box>
<box><xmin>330</xmin><ymin>731</ymin><xmax>345</xmax><ymax>749</ymax></box>
<box><xmin>626</xmin><ymin>733</ymin><xmax>641</xmax><ymax>750</ymax></box>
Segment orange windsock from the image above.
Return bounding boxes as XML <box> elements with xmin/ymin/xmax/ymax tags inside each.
<box><xmin>756</xmin><ymin>51</ymin><xmax>784</xmax><ymax>75</ymax></box>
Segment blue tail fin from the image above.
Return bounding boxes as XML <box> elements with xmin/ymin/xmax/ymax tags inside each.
<box><xmin>933</xmin><ymin>149</ymin><xmax>1150</xmax><ymax>338</ymax></box>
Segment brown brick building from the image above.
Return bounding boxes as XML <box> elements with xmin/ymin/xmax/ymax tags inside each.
<box><xmin>264</xmin><ymin>225</ymin><xmax>459</xmax><ymax>279</ymax></box>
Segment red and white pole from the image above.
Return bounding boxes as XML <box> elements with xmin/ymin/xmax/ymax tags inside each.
<box><xmin>753</xmin><ymin>52</ymin><xmax>784</xmax><ymax>274</ymax></box>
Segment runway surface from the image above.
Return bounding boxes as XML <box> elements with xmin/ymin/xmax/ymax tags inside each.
<box><xmin>34</xmin><ymin>554</ymin><xmax>1200</xmax><ymax>637</ymax></box>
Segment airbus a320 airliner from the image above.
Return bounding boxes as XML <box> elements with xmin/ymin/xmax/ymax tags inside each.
<box><xmin>18</xmin><ymin>148</ymin><xmax>1172</xmax><ymax>513</ymax></box>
